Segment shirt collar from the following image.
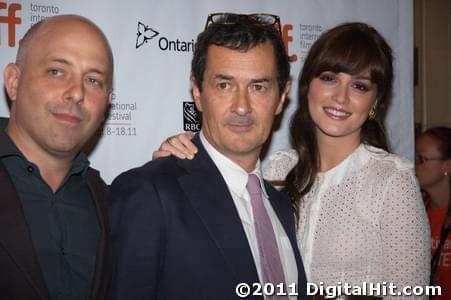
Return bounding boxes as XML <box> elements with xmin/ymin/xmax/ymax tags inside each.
<box><xmin>199</xmin><ymin>131</ymin><xmax>269</xmax><ymax>199</ymax></box>
<box><xmin>0</xmin><ymin>118</ymin><xmax>21</xmax><ymax>159</ymax></box>
<box><xmin>71</xmin><ymin>152</ymin><xmax>90</xmax><ymax>177</ymax></box>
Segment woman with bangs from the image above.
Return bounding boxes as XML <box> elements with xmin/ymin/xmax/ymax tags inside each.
<box><xmin>154</xmin><ymin>22</ymin><xmax>430</xmax><ymax>296</ymax></box>
<box><xmin>263</xmin><ymin>22</ymin><xmax>430</xmax><ymax>295</ymax></box>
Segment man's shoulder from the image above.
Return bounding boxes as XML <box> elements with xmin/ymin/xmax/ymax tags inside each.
<box><xmin>112</xmin><ymin>156</ymin><xmax>187</xmax><ymax>185</ymax></box>
<box><xmin>108</xmin><ymin>156</ymin><xmax>192</xmax><ymax>205</ymax></box>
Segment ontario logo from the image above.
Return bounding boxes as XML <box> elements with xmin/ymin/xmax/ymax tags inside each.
<box><xmin>136</xmin><ymin>22</ymin><xmax>158</xmax><ymax>48</ymax></box>
<box><xmin>135</xmin><ymin>21</ymin><xmax>194</xmax><ymax>52</ymax></box>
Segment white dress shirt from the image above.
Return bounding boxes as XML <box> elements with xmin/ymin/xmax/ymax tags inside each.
<box><xmin>200</xmin><ymin>132</ymin><xmax>298</xmax><ymax>299</ymax></box>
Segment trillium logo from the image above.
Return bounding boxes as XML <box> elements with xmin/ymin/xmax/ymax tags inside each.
<box><xmin>136</xmin><ymin>21</ymin><xmax>159</xmax><ymax>49</ymax></box>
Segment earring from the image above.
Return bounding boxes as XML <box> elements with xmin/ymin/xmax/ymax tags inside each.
<box><xmin>368</xmin><ymin>108</ymin><xmax>376</xmax><ymax>120</ymax></box>
<box><xmin>368</xmin><ymin>100</ymin><xmax>378</xmax><ymax>120</ymax></box>
<box><xmin>445</xmin><ymin>171</ymin><xmax>449</xmax><ymax>177</ymax></box>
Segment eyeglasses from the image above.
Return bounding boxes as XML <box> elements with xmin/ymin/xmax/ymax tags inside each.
<box><xmin>415</xmin><ymin>154</ymin><xmax>444</xmax><ymax>165</ymax></box>
<box><xmin>204</xmin><ymin>13</ymin><xmax>281</xmax><ymax>34</ymax></box>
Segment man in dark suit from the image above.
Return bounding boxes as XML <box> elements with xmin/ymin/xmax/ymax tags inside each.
<box><xmin>0</xmin><ymin>15</ymin><xmax>113</xmax><ymax>299</ymax></box>
<box><xmin>109</xmin><ymin>13</ymin><xmax>307</xmax><ymax>299</ymax></box>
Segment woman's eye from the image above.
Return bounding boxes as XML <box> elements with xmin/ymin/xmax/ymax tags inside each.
<box><xmin>352</xmin><ymin>82</ymin><xmax>370</xmax><ymax>92</ymax></box>
<box><xmin>318</xmin><ymin>73</ymin><xmax>336</xmax><ymax>82</ymax></box>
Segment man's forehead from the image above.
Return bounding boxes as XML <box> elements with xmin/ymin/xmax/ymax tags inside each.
<box><xmin>204</xmin><ymin>44</ymin><xmax>277</xmax><ymax>74</ymax></box>
<box><xmin>18</xmin><ymin>19</ymin><xmax>113</xmax><ymax>84</ymax></box>
<box><xmin>27</xmin><ymin>19</ymin><xmax>110</xmax><ymax>59</ymax></box>
<box><xmin>206</xmin><ymin>42</ymin><xmax>274</xmax><ymax>54</ymax></box>
<box><xmin>33</xmin><ymin>19</ymin><xmax>99</xmax><ymax>42</ymax></box>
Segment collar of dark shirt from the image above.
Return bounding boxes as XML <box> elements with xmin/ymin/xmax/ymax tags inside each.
<box><xmin>0</xmin><ymin>117</ymin><xmax>90</xmax><ymax>177</ymax></box>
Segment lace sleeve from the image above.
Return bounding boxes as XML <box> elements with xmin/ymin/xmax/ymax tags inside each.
<box><xmin>380</xmin><ymin>167</ymin><xmax>430</xmax><ymax>299</ymax></box>
<box><xmin>262</xmin><ymin>149</ymin><xmax>299</xmax><ymax>183</ymax></box>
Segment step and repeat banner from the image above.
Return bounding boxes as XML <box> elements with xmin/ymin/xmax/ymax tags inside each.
<box><xmin>0</xmin><ymin>0</ymin><xmax>414</xmax><ymax>183</ymax></box>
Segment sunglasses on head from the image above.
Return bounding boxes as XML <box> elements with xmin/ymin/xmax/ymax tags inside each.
<box><xmin>204</xmin><ymin>13</ymin><xmax>281</xmax><ymax>35</ymax></box>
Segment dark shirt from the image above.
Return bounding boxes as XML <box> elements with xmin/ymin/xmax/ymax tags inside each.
<box><xmin>0</xmin><ymin>118</ymin><xmax>100</xmax><ymax>299</ymax></box>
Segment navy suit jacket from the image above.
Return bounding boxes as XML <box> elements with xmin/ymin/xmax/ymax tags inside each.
<box><xmin>109</xmin><ymin>135</ymin><xmax>307</xmax><ymax>299</ymax></box>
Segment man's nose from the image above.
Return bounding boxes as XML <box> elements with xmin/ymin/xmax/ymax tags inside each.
<box><xmin>231</xmin><ymin>90</ymin><xmax>252</xmax><ymax>115</ymax></box>
<box><xmin>64</xmin><ymin>77</ymin><xmax>85</xmax><ymax>104</ymax></box>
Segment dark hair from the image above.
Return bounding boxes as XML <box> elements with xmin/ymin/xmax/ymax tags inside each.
<box><xmin>421</xmin><ymin>127</ymin><xmax>451</xmax><ymax>160</ymax></box>
<box><xmin>191</xmin><ymin>15</ymin><xmax>290</xmax><ymax>95</ymax></box>
<box><xmin>285</xmin><ymin>22</ymin><xmax>394</xmax><ymax>217</ymax></box>
<box><xmin>423</xmin><ymin>126</ymin><xmax>451</xmax><ymax>285</ymax></box>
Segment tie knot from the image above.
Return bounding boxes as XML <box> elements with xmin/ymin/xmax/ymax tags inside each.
<box><xmin>247</xmin><ymin>174</ymin><xmax>262</xmax><ymax>195</ymax></box>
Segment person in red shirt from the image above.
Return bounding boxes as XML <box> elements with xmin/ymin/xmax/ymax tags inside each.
<box><xmin>416</xmin><ymin>126</ymin><xmax>451</xmax><ymax>298</ymax></box>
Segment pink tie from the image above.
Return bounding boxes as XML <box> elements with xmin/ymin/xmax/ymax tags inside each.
<box><xmin>247</xmin><ymin>174</ymin><xmax>288</xmax><ymax>299</ymax></box>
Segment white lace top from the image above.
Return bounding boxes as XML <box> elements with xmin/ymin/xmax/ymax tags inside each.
<box><xmin>263</xmin><ymin>144</ymin><xmax>431</xmax><ymax>299</ymax></box>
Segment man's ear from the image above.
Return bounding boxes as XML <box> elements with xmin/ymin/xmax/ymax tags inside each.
<box><xmin>191</xmin><ymin>77</ymin><xmax>203</xmax><ymax>112</ymax></box>
<box><xmin>107</xmin><ymin>90</ymin><xmax>113</xmax><ymax>104</ymax></box>
<box><xmin>275</xmin><ymin>80</ymin><xmax>291</xmax><ymax>115</ymax></box>
<box><xmin>3</xmin><ymin>63</ymin><xmax>21</xmax><ymax>102</ymax></box>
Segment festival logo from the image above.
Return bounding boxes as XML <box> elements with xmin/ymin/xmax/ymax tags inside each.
<box><xmin>0</xmin><ymin>2</ymin><xmax>21</xmax><ymax>47</ymax></box>
<box><xmin>282</xmin><ymin>22</ymin><xmax>324</xmax><ymax>63</ymax></box>
<box><xmin>282</xmin><ymin>23</ymin><xmax>297</xmax><ymax>62</ymax></box>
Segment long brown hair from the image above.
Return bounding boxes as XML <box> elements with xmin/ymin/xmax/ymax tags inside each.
<box><xmin>285</xmin><ymin>22</ymin><xmax>394</xmax><ymax>218</ymax></box>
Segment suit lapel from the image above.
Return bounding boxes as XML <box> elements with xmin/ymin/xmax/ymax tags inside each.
<box><xmin>177</xmin><ymin>135</ymin><xmax>260</xmax><ymax>285</ymax></box>
<box><xmin>264</xmin><ymin>182</ymin><xmax>297</xmax><ymax>248</ymax></box>
<box><xmin>0</xmin><ymin>162</ymin><xmax>49</xmax><ymax>299</ymax></box>
<box><xmin>86</xmin><ymin>168</ymin><xmax>111</xmax><ymax>299</ymax></box>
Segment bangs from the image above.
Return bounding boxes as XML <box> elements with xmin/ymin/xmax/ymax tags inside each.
<box><xmin>313</xmin><ymin>31</ymin><xmax>386</xmax><ymax>84</ymax></box>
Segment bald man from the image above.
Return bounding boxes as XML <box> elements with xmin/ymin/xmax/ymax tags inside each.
<box><xmin>0</xmin><ymin>15</ymin><xmax>113</xmax><ymax>299</ymax></box>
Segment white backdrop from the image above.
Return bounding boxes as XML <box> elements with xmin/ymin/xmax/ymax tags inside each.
<box><xmin>0</xmin><ymin>0</ymin><xmax>414</xmax><ymax>183</ymax></box>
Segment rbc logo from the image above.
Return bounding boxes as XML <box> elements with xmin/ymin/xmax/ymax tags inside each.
<box><xmin>183</xmin><ymin>102</ymin><xmax>201</xmax><ymax>132</ymax></box>
<box><xmin>0</xmin><ymin>2</ymin><xmax>21</xmax><ymax>47</ymax></box>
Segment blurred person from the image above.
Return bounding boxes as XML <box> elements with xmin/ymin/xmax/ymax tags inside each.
<box><xmin>109</xmin><ymin>13</ymin><xmax>307</xmax><ymax>299</ymax></box>
<box><xmin>0</xmin><ymin>15</ymin><xmax>113</xmax><ymax>299</ymax></box>
<box><xmin>155</xmin><ymin>22</ymin><xmax>430</xmax><ymax>299</ymax></box>
<box><xmin>416</xmin><ymin>126</ymin><xmax>451</xmax><ymax>299</ymax></box>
